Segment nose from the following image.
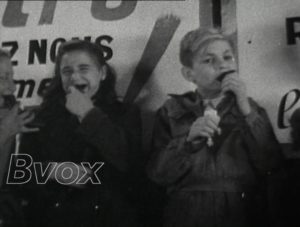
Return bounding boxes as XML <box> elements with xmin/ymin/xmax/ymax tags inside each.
<box><xmin>216</xmin><ymin>57</ymin><xmax>228</xmax><ymax>70</ymax></box>
<box><xmin>70</xmin><ymin>71</ymin><xmax>81</xmax><ymax>83</ymax></box>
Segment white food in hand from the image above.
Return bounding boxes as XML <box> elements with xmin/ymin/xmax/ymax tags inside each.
<box><xmin>204</xmin><ymin>107</ymin><xmax>220</xmax><ymax>147</ymax></box>
<box><xmin>204</xmin><ymin>107</ymin><xmax>220</xmax><ymax>124</ymax></box>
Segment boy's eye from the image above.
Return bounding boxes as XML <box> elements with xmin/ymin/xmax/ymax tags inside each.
<box><xmin>79</xmin><ymin>67</ymin><xmax>89</xmax><ymax>73</ymax></box>
<box><xmin>224</xmin><ymin>55</ymin><xmax>234</xmax><ymax>61</ymax></box>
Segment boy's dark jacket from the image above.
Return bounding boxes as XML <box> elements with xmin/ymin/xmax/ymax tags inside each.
<box><xmin>147</xmin><ymin>91</ymin><xmax>284</xmax><ymax>227</ymax></box>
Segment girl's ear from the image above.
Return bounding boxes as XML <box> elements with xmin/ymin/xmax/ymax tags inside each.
<box><xmin>100</xmin><ymin>65</ymin><xmax>107</xmax><ymax>81</ymax></box>
<box><xmin>181</xmin><ymin>66</ymin><xmax>195</xmax><ymax>83</ymax></box>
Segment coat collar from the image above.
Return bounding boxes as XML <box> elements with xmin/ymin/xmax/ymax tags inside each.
<box><xmin>167</xmin><ymin>91</ymin><xmax>240</xmax><ymax>119</ymax></box>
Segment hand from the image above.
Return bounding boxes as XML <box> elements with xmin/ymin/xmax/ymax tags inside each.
<box><xmin>49</xmin><ymin>162</ymin><xmax>92</xmax><ymax>188</ymax></box>
<box><xmin>0</xmin><ymin>104</ymin><xmax>38</xmax><ymax>144</ymax></box>
<box><xmin>187</xmin><ymin>114</ymin><xmax>221</xmax><ymax>142</ymax></box>
<box><xmin>65</xmin><ymin>86</ymin><xmax>94</xmax><ymax>121</ymax></box>
<box><xmin>221</xmin><ymin>73</ymin><xmax>251</xmax><ymax>115</ymax></box>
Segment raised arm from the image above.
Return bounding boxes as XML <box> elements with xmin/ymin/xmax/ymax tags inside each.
<box><xmin>77</xmin><ymin>104</ymin><xmax>141</xmax><ymax>173</ymax></box>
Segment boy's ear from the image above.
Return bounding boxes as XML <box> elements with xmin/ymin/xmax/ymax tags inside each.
<box><xmin>181</xmin><ymin>66</ymin><xmax>195</xmax><ymax>83</ymax></box>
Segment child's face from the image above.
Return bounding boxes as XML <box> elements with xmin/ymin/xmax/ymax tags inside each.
<box><xmin>60</xmin><ymin>50</ymin><xmax>106</xmax><ymax>98</ymax></box>
<box><xmin>187</xmin><ymin>39</ymin><xmax>237</xmax><ymax>96</ymax></box>
<box><xmin>0</xmin><ymin>57</ymin><xmax>16</xmax><ymax>97</ymax></box>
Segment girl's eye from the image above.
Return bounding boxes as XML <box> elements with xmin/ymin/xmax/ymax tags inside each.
<box><xmin>202</xmin><ymin>58</ymin><xmax>213</xmax><ymax>64</ymax></box>
<box><xmin>62</xmin><ymin>70</ymin><xmax>72</xmax><ymax>77</ymax></box>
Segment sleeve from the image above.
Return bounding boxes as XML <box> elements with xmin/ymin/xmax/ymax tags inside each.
<box><xmin>147</xmin><ymin>105</ymin><xmax>206</xmax><ymax>186</ymax></box>
<box><xmin>241</xmin><ymin>98</ymin><xmax>284</xmax><ymax>176</ymax></box>
<box><xmin>0</xmin><ymin>137</ymin><xmax>14</xmax><ymax>188</ymax></box>
<box><xmin>77</xmin><ymin>104</ymin><xmax>141</xmax><ymax>173</ymax></box>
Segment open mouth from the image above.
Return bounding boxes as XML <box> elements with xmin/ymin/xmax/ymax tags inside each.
<box><xmin>217</xmin><ymin>70</ymin><xmax>236</xmax><ymax>82</ymax></box>
<box><xmin>74</xmin><ymin>84</ymin><xmax>88</xmax><ymax>93</ymax></box>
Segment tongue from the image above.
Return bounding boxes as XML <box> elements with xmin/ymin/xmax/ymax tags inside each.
<box><xmin>74</xmin><ymin>84</ymin><xmax>86</xmax><ymax>92</ymax></box>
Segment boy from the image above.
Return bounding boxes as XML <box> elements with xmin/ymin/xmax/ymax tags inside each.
<box><xmin>148</xmin><ymin>28</ymin><xmax>283</xmax><ymax>227</ymax></box>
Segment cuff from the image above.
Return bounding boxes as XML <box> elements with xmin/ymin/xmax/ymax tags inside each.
<box><xmin>244</xmin><ymin>108</ymin><xmax>259</xmax><ymax>126</ymax></box>
<box><xmin>183</xmin><ymin>137</ymin><xmax>206</xmax><ymax>153</ymax></box>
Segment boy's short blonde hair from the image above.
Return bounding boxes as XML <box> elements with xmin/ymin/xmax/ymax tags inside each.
<box><xmin>180</xmin><ymin>28</ymin><xmax>232</xmax><ymax>67</ymax></box>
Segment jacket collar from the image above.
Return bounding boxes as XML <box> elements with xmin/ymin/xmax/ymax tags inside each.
<box><xmin>167</xmin><ymin>91</ymin><xmax>203</xmax><ymax>119</ymax></box>
<box><xmin>167</xmin><ymin>91</ymin><xmax>239</xmax><ymax>119</ymax></box>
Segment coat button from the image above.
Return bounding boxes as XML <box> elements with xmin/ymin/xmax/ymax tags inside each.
<box><xmin>21</xmin><ymin>199</ymin><xmax>29</xmax><ymax>207</ymax></box>
<box><xmin>241</xmin><ymin>192</ymin><xmax>245</xmax><ymax>198</ymax></box>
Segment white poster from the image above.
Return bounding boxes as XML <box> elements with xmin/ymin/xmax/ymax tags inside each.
<box><xmin>0</xmin><ymin>0</ymin><xmax>199</xmax><ymax>111</ymax></box>
<box><xmin>237</xmin><ymin>0</ymin><xmax>300</xmax><ymax>143</ymax></box>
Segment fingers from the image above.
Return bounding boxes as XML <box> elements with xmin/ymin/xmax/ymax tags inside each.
<box><xmin>68</xmin><ymin>86</ymin><xmax>76</xmax><ymax>94</ymax></box>
<box><xmin>222</xmin><ymin>74</ymin><xmax>245</xmax><ymax>92</ymax></box>
<box><xmin>0</xmin><ymin>108</ymin><xmax>10</xmax><ymax>119</ymax></box>
<box><xmin>66</xmin><ymin>85</ymin><xmax>89</xmax><ymax>101</ymax></box>
<box><xmin>22</xmin><ymin>113</ymin><xmax>34</xmax><ymax>124</ymax></box>
<box><xmin>222</xmin><ymin>83</ymin><xmax>239</xmax><ymax>94</ymax></box>
<box><xmin>206</xmin><ymin>116</ymin><xmax>219</xmax><ymax>128</ymax></box>
<box><xmin>197</xmin><ymin>116</ymin><xmax>220</xmax><ymax>133</ymax></box>
<box><xmin>205</xmin><ymin>118</ymin><xmax>220</xmax><ymax>134</ymax></box>
<box><xmin>9</xmin><ymin>103</ymin><xmax>20</xmax><ymax>116</ymax></box>
<box><xmin>18</xmin><ymin>111</ymin><xmax>35</xmax><ymax>131</ymax></box>
<box><xmin>222</xmin><ymin>73</ymin><xmax>239</xmax><ymax>85</ymax></box>
<box><xmin>191</xmin><ymin>116</ymin><xmax>221</xmax><ymax>139</ymax></box>
<box><xmin>66</xmin><ymin>86</ymin><xmax>80</xmax><ymax>99</ymax></box>
<box><xmin>222</xmin><ymin>77</ymin><xmax>239</xmax><ymax>91</ymax></box>
<box><xmin>199</xmin><ymin>130</ymin><xmax>212</xmax><ymax>138</ymax></box>
<box><xmin>19</xmin><ymin>110</ymin><xmax>33</xmax><ymax>121</ymax></box>
<box><xmin>21</xmin><ymin>126</ymin><xmax>40</xmax><ymax>133</ymax></box>
<box><xmin>200</xmin><ymin>126</ymin><xmax>221</xmax><ymax>137</ymax></box>
<box><xmin>202</xmin><ymin>126</ymin><xmax>215</xmax><ymax>136</ymax></box>
<box><xmin>68</xmin><ymin>86</ymin><xmax>84</xmax><ymax>96</ymax></box>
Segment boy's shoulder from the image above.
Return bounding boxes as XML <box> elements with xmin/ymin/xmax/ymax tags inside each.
<box><xmin>247</xmin><ymin>97</ymin><xmax>265</xmax><ymax>111</ymax></box>
<box><xmin>159</xmin><ymin>91</ymin><xmax>197</xmax><ymax>118</ymax></box>
<box><xmin>163</xmin><ymin>91</ymin><xmax>196</xmax><ymax>106</ymax></box>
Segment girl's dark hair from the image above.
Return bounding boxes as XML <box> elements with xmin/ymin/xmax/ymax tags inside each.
<box><xmin>41</xmin><ymin>40</ymin><xmax>117</xmax><ymax>111</ymax></box>
<box><xmin>290</xmin><ymin>108</ymin><xmax>300</xmax><ymax>150</ymax></box>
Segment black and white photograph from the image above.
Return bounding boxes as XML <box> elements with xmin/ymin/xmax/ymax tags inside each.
<box><xmin>0</xmin><ymin>0</ymin><xmax>298</xmax><ymax>226</ymax></box>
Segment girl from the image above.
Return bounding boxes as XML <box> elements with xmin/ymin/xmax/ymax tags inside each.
<box><xmin>19</xmin><ymin>40</ymin><xmax>141</xmax><ymax>227</ymax></box>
